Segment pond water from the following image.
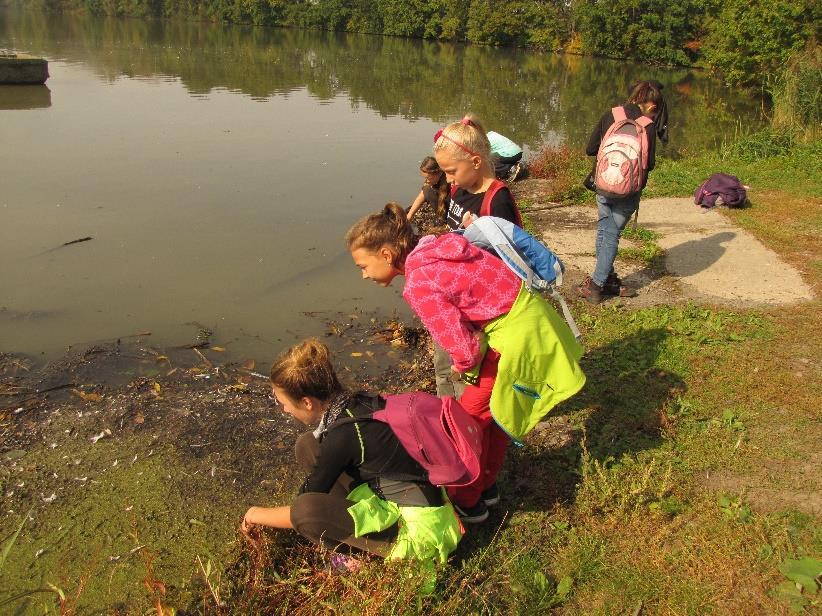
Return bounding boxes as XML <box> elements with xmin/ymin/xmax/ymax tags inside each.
<box><xmin>0</xmin><ymin>8</ymin><xmax>765</xmax><ymax>361</ymax></box>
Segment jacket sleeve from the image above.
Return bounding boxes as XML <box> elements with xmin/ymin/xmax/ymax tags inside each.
<box><xmin>585</xmin><ymin>110</ymin><xmax>613</xmax><ymax>156</ymax></box>
<box><xmin>300</xmin><ymin>427</ymin><xmax>356</xmax><ymax>494</ymax></box>
<box><xmin>403</xmin><ymin>272</ymin><xmax>482</xmax><ymax>372</ymax></box>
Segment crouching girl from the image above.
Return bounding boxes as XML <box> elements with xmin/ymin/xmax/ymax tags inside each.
<box><xmin>242</xmin><ymin>339</ymin><xmax>462</xmax><ymax>566</ymax></box>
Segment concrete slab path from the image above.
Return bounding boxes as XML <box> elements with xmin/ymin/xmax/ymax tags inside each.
<box><xmin>531</xmin><ymin>197</ymin><xmax>815</xmax><ymax>307</ymax></box>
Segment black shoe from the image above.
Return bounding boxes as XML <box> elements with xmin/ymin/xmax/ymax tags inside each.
<box><xmin>603</xmin><ymin>273</ymin><xmax>637</xmax><ymax>297</ymax></box>
<box><xmin>481</xmin><ymin>484</ymin><xmax>500</xmax><ymax>506</ymax></box>
<box><xmin>453</xmin><ymin>500</ymin><xmax>489</xmax><ymax>524</ymax></box>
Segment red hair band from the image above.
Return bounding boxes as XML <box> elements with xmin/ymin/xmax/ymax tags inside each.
<box><xmin>434</xmin><ymin>127</ymin><xmax>480</xmax><ymax>158</ymax></box>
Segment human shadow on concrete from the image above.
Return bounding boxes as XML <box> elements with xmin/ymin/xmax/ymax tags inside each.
<box><xmin>663</xmin><ymin>231</ymin><xmax>736</xmax><ymax>278</ymax></box>
<box><xmin>451</xmin><ymin>326</ymin><xmax>686</xmax><ymax>557</ymax></box>
<box><xmin>619</xmin><ymin>230</ymin><xmax>736</xmax><ymax>293</ymax></box>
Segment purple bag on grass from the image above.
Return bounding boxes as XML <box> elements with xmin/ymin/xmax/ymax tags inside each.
<box><xmin>694</xmin><ymin>173</ymin><xmax>748</xmax><ymax>208</ymax></box>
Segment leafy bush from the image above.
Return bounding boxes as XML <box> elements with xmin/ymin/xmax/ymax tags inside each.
<box><xmin>527</xmin><ymin>145</ymin><xmax>591</xmax><ymax>203</ymax></box>
<box><xmin>572</xmin><ymin>0</ymin><xmax>704</xmax><ymax>66</ymax></box>
<box><xmin>701</xmin><ymin>0</ymin><xmax>819</xmax><ymax>87</ymax></box>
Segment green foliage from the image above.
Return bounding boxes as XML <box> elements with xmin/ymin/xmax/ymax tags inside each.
<box><xmin>577</xmin><ymin>444</ymin><xmax>674</xmax><ymax>516</ymax></box>
<box><xmin>571</xmin><ymin>0</ymin><xmax>704</xmax><ymax>65</ymax></box>
<box><xmin>646</xmin><ymin>136</ymin><xmax>822</xmax><ymax>201</ymax></box>
<box><xmin>717</xmin><ymin>494</ymin><xmax>753</xmax><ymax>523</ymax></box>
<box><xmin>527</xmin><ymin>145</ymin><xmax>592</xmax><ymax>204</ymax></box>
<box><xmin>466</xmin><ymin>0</ymin><xmax>564</xmax><ymax>49</ymax></box>
<box><xmin>701</xmin><ymin>0</ymin><xmax>819</xmax><ymax>87</ymax></box>
<box><xmin>618</xmin><ymin>224</ymin><xmax>663</xmax><ymax>266</ymax></box>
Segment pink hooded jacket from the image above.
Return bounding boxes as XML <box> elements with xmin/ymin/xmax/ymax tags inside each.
<box><xmin>403</xmin><ymin>234</ymin><xmax>520</xmax><ymax>372</ymax></box>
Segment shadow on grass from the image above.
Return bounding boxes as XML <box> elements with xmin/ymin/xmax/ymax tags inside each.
<box><xmin>492</xmin><ymin>326</ymin><xmax>684</xmax><ymax>520</ymax></box>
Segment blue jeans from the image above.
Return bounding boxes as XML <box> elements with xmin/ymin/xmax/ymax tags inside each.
<box><xmin>592</xmin><ymin>193</ymin><xmax>640</xmax><ymax>287</ymax></box>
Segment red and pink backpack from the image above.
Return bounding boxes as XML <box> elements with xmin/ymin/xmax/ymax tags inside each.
<box><xmin>594</xmin><ymin>106</ymin><xmax>653</xmax><ymax>199</ymax></box>
<box><xmin>336</xmin><ymin>392</ymin><xmax>483</xmax><ymax>488</ymax></box>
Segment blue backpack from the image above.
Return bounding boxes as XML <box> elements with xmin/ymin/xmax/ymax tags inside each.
<box><xmin>460</xmin><ymin>216</ymin><xmax>581</xmax><ymax>340</ymax></box>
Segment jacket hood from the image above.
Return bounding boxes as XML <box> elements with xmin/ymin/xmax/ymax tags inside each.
<box><xmin>407</xmin><ymin>233</ymin><xmax>483</xmax><ymax>271</ymax></box>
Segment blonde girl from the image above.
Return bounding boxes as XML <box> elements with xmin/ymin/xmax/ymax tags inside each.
<box><xmin>433</xmin><ymin>114</ymin><xmax>521</xmax><ymax>231</ymax></box>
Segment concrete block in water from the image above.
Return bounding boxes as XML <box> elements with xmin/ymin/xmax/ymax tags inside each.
<box><xmin>0</xmin><ymin>52</ymin><xmax>49</xmax><ymax>85</ymax></box>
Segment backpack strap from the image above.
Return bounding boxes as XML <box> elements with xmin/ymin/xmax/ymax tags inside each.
<box><xmin>472</xmin><ymin>216</ymin><xmax>537</xmax><ymax>290</ymax></box>
<box><xmin>470</xmin><ymin>217</ymin><xmax>582</xmax><ymax>342</ymax></box>
<box><xmin>480</xmin><ymin>179</ymin><xmax>522</xmax><ymax>227</ymax></box>
<box><xmin>612</xmin><ymin>106</ymin><xmax>627</xmax><ymax>122</ymax></box>
<box><xmin>545</xmin><ymin>286</ymin><xmax>582</xmax><ymax>342</ymax></box>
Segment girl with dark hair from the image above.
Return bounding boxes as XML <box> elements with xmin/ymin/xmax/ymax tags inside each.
<box><xmin>406</xmin><ymin>156</ymin><xmax>449</xmax><ymax>222</ymax></box>
<box><xmin>577</xmin><ymin>81</ymin><xmax>663</xmax><ymax>303</ymax></box>
<box><xmin>347</xmin><ymin>204</ymin><xmax>585</xmax><ymax>523</ymax></box>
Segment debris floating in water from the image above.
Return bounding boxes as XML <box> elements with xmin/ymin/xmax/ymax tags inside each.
<box><xmin>90</xmin><ymin>429</ymin><xmax>112</xmax><ymax>443</ymax></box>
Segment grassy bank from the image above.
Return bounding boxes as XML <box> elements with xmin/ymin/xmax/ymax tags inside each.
<box><xmin>203</xmin><ymin>137</ymin><xmax>820</xmax><ymax>612</ymax></box>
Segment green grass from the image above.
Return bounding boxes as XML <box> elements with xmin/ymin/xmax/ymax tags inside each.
<box><xmin>3</xmin><ymin>133</ymin><xmax>819</xmax><ymax>613</ymax></box>
<box><xmin>646</xmin><ymin>133</ymin><xmax>822</xmax><ymax>201</ymax></box>
<box><xmin>201</xmin><ymin>301</ymin><xmax>820</xmax><ymax>614</ymax></box>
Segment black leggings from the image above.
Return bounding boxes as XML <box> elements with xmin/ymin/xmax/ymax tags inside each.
<box><xmin>290</xmin><ymin>432</ymin><xmax>397</xmax><ymax>556</ymax></box>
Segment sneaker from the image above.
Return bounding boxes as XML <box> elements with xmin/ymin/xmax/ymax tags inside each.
<box><xmin>603</xmin><ymin>273</ymin><xmax>637</xmax><ymax>297</ymax></box>
<box><xmin>481</xmin><ymin>484</ymin><xmax>500</xmax><ymax>507</ymax></box>
<box><xmin>575</xmin><ymin>276</ymin><xmax>603</xmax><ymax>305</ymax></box>
<box><xmin>507</xmin><ymin>162</ymin><xmax>521</xmax><ymax>183</ymax></box>
<box><xmin>453</xmin><ymin>500</ymin><xmax>489</xmax><ymax>524</ymax></box>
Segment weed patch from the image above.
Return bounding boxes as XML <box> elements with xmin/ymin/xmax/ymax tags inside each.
<box><xmin>527</xmin><ymin>145</ymin><xmax>591</xmax><ymax>204</ymax></box>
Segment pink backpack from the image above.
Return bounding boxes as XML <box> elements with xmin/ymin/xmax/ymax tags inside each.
<box><xmin>336</xmin><ymin>392</ymin><xmax>483</xmax><ymax>487</ymax></box>
<box><xmin>594</xmin><ymin>106</ymin><xmax>653</xmax><ymax>198</ymax></box>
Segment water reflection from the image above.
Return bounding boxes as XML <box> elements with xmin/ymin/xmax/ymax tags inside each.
<box><xmin>0</xmin><ymin>8</ymin><xmax>766</xmax><ymax>361</ymax></box>
<box><xmin>0</xmin><ymin>83</ymin><xmax>51</xmax><ymax>109</ymax></box>
<box><xmin>2</xmin><ymin>7</ymin><xmax>765</xmax><ymax>152</ymax></box>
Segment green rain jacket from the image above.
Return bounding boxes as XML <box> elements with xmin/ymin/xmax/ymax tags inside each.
<box><xmin>480</xmin><ymin>283</ymin><xmax>586</xmax><ymax>441</ymax></box>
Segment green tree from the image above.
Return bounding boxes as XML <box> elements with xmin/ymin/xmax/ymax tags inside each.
<box><xmin>701</xmin><ymin>0</ymin><xmax>819</xmax><ymax>86</ymax></box>
<box><xmin>572</xmin><ymin>0</ymin><xmax>703</xmax><ymax>65</ymax></box>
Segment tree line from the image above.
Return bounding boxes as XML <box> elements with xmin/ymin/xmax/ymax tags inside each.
<box><xmin>11</xmin><ymin>0</ymin><xmax>821</xmax><ymax>87</ymax></box>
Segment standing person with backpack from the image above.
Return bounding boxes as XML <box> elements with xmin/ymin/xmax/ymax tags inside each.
<box><xmin>346</xmin><ymin>204</ymin><xmax>585</xmax><ymax>523</ymax></box>
<box><xmin>576</xmin><ymin>81</ymin><xmax>662</xmax><ymax>303</ymax></box>
<box><xmin>242</xmin><ymin>339</ymin><xmax>463</xmax><ymax>569</ymax></box>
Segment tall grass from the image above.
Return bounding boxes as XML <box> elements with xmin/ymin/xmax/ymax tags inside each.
<box><xmin>768</xmin><ymin>43</ymin><xmax>821</xmax><ymax>141</ymax></box>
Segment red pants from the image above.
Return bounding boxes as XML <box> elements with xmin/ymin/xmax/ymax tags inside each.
<box><xmin>447</xmin><ymin>349</ymin><xmax>509</xmax><ymax>508</ymax></box>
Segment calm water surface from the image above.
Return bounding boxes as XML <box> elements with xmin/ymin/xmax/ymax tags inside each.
<box><xmin>1</xmin><ymin>9</ymin><xmax>765</xmax><ymax>361</ymax></box>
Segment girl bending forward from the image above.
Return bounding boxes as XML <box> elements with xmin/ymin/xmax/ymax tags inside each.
<box><xmin>347</xmin><ymin>204</ymin><xmax>585</xmax><ymax>523</ymax></box>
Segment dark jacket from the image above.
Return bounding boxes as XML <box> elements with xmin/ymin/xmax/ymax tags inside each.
<box><xmin>300</xmin><ymin>393</ymin><xmax>440</xmax><ymax>505</ymax></box>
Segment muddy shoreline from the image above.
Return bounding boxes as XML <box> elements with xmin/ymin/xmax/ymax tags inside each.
<box><xmin>0</xmin><ymin>307</ymin><xmax>436</xmax><ymax>611</ymax></box>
